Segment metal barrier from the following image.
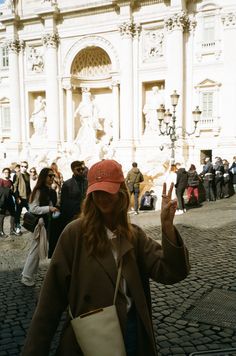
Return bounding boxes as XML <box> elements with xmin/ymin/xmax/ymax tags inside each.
<box><xmin>189</xmin><ymin>349</ymin><xmax>236</xmax><ymax>356</ymax></box>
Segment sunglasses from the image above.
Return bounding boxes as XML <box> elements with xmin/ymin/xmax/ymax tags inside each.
<box><xmin>75</xmin><ymin>167</ymin><xmax>85</xmax><ymax>172</ymax></box>
<box><xmin>30</xmin><ymin>171</ymin><xmax>36</xmax><ymax>173</ymax></box>
<box><xmin>48</xmin><ymin>174</ymin><xmax>55</xmax><ymax>178</ymax></box>
<box><xmin>21</xmin><ymin>165</ymin><xmax>27</xmax><ymax>168</ymax></box>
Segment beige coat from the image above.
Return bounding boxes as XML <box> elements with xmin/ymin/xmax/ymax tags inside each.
<box><xmin>21</xmin><ymin>220</ymin><xmax>190</xmax><ymax>356</ymax></box>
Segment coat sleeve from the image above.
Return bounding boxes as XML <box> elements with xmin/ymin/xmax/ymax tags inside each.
<box><xmin>136</xmin><ymin>226</ymin><xmax>190</xmax><ymax>285</ymax></box>
<box><xmin>21</xmin><ymin>224</ymin><xmax>76</xmax><ymax>356</ymax></box>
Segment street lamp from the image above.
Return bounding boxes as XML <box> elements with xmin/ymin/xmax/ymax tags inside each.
<box><xmin>157</xmin><ymin>90</ymin><xmax>201</xmax><ymax>164</ymax></box>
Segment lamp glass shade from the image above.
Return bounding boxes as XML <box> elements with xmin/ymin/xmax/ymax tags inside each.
<box><xmin>192</xmin><ymin>106</ymin><xmax>201</xmax><ymax>123</ymax></box>
<box><xmin>157</xmin><ymin>104</ymin><xmax>165</xmax><ymax>122</ymax></box>
<box><xmin>170</xmin><ymin>90</ymin><xmax>180</xmax><ymax>106</ymax></box>
<box><xmin>164</xmin><ymin>109</ymin><xmax>172</xmax><ymax>124</ymax></box>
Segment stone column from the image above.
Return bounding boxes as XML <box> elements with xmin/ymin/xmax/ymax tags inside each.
<box><xmin>164</xmin><ymin>11</ymin><xmax>191</xmax><ymax>127</ymax></box>
<box><xmin>118</xmin><ymin>20</ymin><xmax>138</xmax><ymax>141</ymax></box>
<box><xmin>7</xmin><ymin>39</ymin><xmax>22</xmax><ymax>143</ymax></box>
<box><xmin>64</xmin><ymin>84</ymin><xmax>74</xmax><ymax>142</ymax></box>
<box><xmin>42</xmin><ymin>32</ymin><xmax>60</xmax><ymax>144</ymax></box>
<box><xmin>221</xmin><ymin>12</ymin><xmax>236</xmax><ymax>138</ymax></box>
<box><xmin>111</xmin><ymin>81</ymin><xmax>120</xmax><ymax>142</ymax></box>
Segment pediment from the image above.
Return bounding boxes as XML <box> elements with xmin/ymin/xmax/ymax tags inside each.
<box><xmin>195</xmin><ymin>79</ymin><xmax>221</xmax><ymax>88</ymax></box>
<box><xmin>0</xmin><ymin>96</ymin><xmax>9</xmax><ymax>102</ymax></box>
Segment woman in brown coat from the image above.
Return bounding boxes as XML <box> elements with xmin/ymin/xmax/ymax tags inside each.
<box><xmin>21</xmin><ymin>159</ymin><xmax>190</xmax><ymax>356</ymax></box>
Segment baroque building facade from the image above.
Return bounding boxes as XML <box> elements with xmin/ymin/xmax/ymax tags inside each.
<box><xmin>0</xmin><ymin>0</ymin><xmax>235</xmax><ymax>173</ymax></box>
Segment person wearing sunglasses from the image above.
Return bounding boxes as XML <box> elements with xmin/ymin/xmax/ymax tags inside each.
<box><xmin>21</xmin><ymin>168</ymin><xmax>59</xmax><ymax>287</ymax></box>
<box><xmin>22</xmin><ymin>159</ymin><xmax>189</xmax><ymax>355</ymax></box>
<box><xmin>60</xmin><ymin>160</ymin><xmax>88</xmax><ymax>228</ymax></box>
<box><xmin>13</xmin><ymin>161</ymin><xmax>31</xmax><ymax>235</ymax></box>
<box><xmin>29</xmin><ymin>167</ymin><xmax>38</xmax><ymax>191</ymax></box>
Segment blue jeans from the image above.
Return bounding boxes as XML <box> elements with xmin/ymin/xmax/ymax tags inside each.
<box><xmin>131</xmin><ymin>188</ymin><xmax>139</xmax><ymax>212</ymax></box>
<box><xmin>124</xmin><ymin>307</ymin><xmax>137</xmax><ymax>356</ymax></box>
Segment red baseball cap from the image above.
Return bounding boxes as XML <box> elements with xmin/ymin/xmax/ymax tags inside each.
<box><xmin>87</xmin><ymin>159</ymin><xmax>125</xmax><ymax>195</ymax></box>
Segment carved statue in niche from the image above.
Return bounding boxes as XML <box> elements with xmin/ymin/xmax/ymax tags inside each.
<box><xmin>30</xmin><ymin>96</ymin><xmax>47</xmax><ymax>141</ymax></box>
<box><xmin>74</xmin><ymin>88</ymin><xmax>102</xmax><ymax>160</ymax></box>
<box><xmin>28</xmin><ymin>47</ymin><xmax>44</xmax><ymax>73</ymax></box>
<box><xmin>143</xmin><ymin>86</ymin><xmax>165</xmax><ymax>134</ymax></box>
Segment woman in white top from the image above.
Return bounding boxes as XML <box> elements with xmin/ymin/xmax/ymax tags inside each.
<box><xmin>21</xmin><ymin>167</ymin><xmax>59</xmax><ymax>287</ymax></box>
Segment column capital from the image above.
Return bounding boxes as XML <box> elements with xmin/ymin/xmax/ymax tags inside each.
<box><xmin>165</xmin><ymin>11</ymin><xmax>191</xmax><ymax>32</ymax></box>
<box><xmin>118</xmin><ymin>21</ymin><xmax>141</xmax><ymax>39</ymax></box>
<box><xmin>6</xmin><ymin>39</ymin><xmax>24</xmax><ymax>53</ymax></box>
<box><xmin>221</xmin><ymin>12</ymin><xmax>236</xmax><ymax>29</ymax></box>
<box><xmin>42</xmin><ymin>32</ymin><xmax>59</xmax><ymax>48</ymax></box>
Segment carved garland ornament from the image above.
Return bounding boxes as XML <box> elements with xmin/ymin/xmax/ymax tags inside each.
<box><xmin>165</xmin><ymin>11</ymin><xmax>191</xmax><ymax>32</ymax></box>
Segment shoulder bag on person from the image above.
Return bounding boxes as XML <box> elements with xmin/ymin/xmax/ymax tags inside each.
<box><xmin>69</xmin><ymin>259</ymin><xmax>126</xmax><ymax>356</ymax></box>
<box><xmin>22</xmin><ymin>212</ymin><xmax>40</xmax><ymax>233</ymax></box>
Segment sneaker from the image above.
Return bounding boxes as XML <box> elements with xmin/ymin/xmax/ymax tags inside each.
<box><xmin>0</xmin><ymin>231</ymin><xmax>6</xmax><ymax>238</ymax></box>
<box><xmin>21</xmin><ymin>276</ymin><xmax>35</xmax><ymax>287</ymax></box>
<box><xmin>134</xmin><ymin>211</ymin><xmax>139</xmax><ymax>215</ymax></box>
<box><xmin>14</xmin><ymin>228</ymin><xmax>22</xmax><ymax>236</ymax></box>
<box><xmin>175</xmin><ymin>210</ymin><xmax>184</xmax><ymax>215</ymax></box>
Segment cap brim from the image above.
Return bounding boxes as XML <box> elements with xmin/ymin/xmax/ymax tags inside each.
<box><xmin>87</xmin><ymin>181</ymin><xmax>121</xmax><ymax>195</ymax></box>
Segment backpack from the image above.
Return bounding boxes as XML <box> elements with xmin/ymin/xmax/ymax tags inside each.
<box><xmin>140</xmin><ymin>194</ymin><xmax>153</xmax><ymax>210</ymax></box>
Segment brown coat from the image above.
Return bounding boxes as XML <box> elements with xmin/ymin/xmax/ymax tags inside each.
<box><xmin>21</xmin><ymin>220</ymin><xmax>190</xmax><ymax>356</ymax></box>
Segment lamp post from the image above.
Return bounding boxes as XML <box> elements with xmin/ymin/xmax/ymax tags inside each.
<box><xmin>157</xmin><ymin>90</ymin><xmax>201</xmax><ymax>164</ymax></box>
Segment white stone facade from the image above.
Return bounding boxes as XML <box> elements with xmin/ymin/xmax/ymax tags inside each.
<box><xmin>0</xmin><ymin>0</ymin><xmax>235</xmax><ymax>176</ymax></box>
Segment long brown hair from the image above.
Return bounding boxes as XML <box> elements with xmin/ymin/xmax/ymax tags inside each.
<box><xmin>29</xmin><ymin>167</ymin><xmax>56</xmax><ymax>206</ymax></box>
<box><xmin>80</xmin><ymin>182</ymin><xmax>135</xmax><ymax>255</ymax></box>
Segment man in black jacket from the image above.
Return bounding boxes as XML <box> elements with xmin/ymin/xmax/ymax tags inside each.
<box><xmin>175</xmin><ymin>163</ymin><xmax>188</xmax><ymax>215</ymax></box>
<box><xmin>60</xmin><ymin>161</ymin><xmax>88</xmax><ymax>227</ymax></box>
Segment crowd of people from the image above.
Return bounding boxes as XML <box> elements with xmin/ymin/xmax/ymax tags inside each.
<box><xmin>0</xmin><ymin>156</ymin><xmax>234</xmax><ymax>354</ymax></box>
<box><xmin>134</xmin><ymin>156</ymin><xmax>236</xmax><ymax>215</ymax></box>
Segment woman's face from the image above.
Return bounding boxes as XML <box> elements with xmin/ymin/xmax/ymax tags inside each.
<box><xmin>92</xmin><ymin>190</ymin><xmax>120</xmax><ymax>215</ymax></box>
<box><xmin>46</xmin><ymin>170</ymin><xmax>55</xmax><ymax>187</ymax></box>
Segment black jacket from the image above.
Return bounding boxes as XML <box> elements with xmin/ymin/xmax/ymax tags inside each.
<box><xmin>176</xmin><ymin>168</ymin><xmax>188</xmax><ymax>190</ymax></box>
<box><xmin>60</xmin><ymin>176</ymin><xmax>88</xmax><ymax>224</ymax></box>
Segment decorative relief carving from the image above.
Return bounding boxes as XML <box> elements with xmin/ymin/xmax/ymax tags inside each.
<box><xmin>118</xmin><ymin>21</ymin><xmax>141</xmax><ymax>38</ymax></box>
<box><xmin>221</xmin><ymin>12</ymin><xmax>236</xmax><ymax>28</ymax></box>
<box><xmin>42</xmin><ymin>32</ymin><xmax>59</xmax><ymax>48</ymax></box>
<box><xmin>7</xmin><ymin>39</ymin><xmax>24</xmax><ymax>53</ymax></box>
<box><xmin>165</xmin><ymin>11</ymin><xmax>191</xmax><ymax>32</ymax></box>
<box><xmin>28</xmin><ymin>47</ymin><xmax>44</xmax><ymax>73</ymax></box>
<box><xmin>41</xmin><ymin>0</ymin><xmax>58</xmax><ymax>6</ymax></box>
<box><xmin>142</xmin><ymin>30</ymin><xmax>164</xmax><ymax>61</ymax></box>
<box><xmin>72</xmin><ymin>47</ymin><xmax>112</xmax><ymax>80</ymax></box>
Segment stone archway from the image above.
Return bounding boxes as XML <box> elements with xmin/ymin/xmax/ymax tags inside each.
<box><xmin>67</xmin><ymin>46</ymin><xmax>116</xmax><ymax>165</ymax></box>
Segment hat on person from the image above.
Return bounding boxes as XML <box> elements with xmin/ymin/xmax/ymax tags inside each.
<box><xmin>87</xmin><ymin>159</ymin><xmax>125</xmax><ymax>195</ymax></box>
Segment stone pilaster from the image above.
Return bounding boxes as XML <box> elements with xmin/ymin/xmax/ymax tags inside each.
<box><xmin>118</xmin><ymin>21</ymin><xmax>140</xmax><ymax>142</ymax></box>
<box><xmin>221</xmin><ymin>11</ymin><xmax>236</xmax><ymax>136</ymax></box>
<box><xmin>7</xmin><ymin>39</ymin><xmax>24</xmax><ymax>142</ymax></box>
<box><xmin>42</xmin><ymin>32</ymin><xmax>60</xmax><ymax>144</ymax></box>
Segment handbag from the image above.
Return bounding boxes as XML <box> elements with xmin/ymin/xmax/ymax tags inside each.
<box><xmin>69</xmin><ymin>259</ymin><xmax>126</xmax><ymax>356</ymax></box>
<box><xmin>22</xmin><ymin>212</ymin><xmax>40</xmax><ymax>232</ymax></box>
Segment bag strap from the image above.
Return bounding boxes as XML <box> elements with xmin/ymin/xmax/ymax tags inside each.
<box><xmin>113</xmin><ymin>257</ymin><xmax>123</xmax><ymax>305</ymax></box>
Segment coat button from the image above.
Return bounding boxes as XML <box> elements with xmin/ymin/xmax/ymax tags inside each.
<box><xmin>84</xmin><ymin>295</ymin><xmax>90</xmax><ymax>302</ymax></box>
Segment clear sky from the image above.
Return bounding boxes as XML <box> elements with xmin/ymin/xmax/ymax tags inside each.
<box><xmin>0</xmin><ymin>0</ymin><xmax>5</xmax><ymax>4</ymax></box>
